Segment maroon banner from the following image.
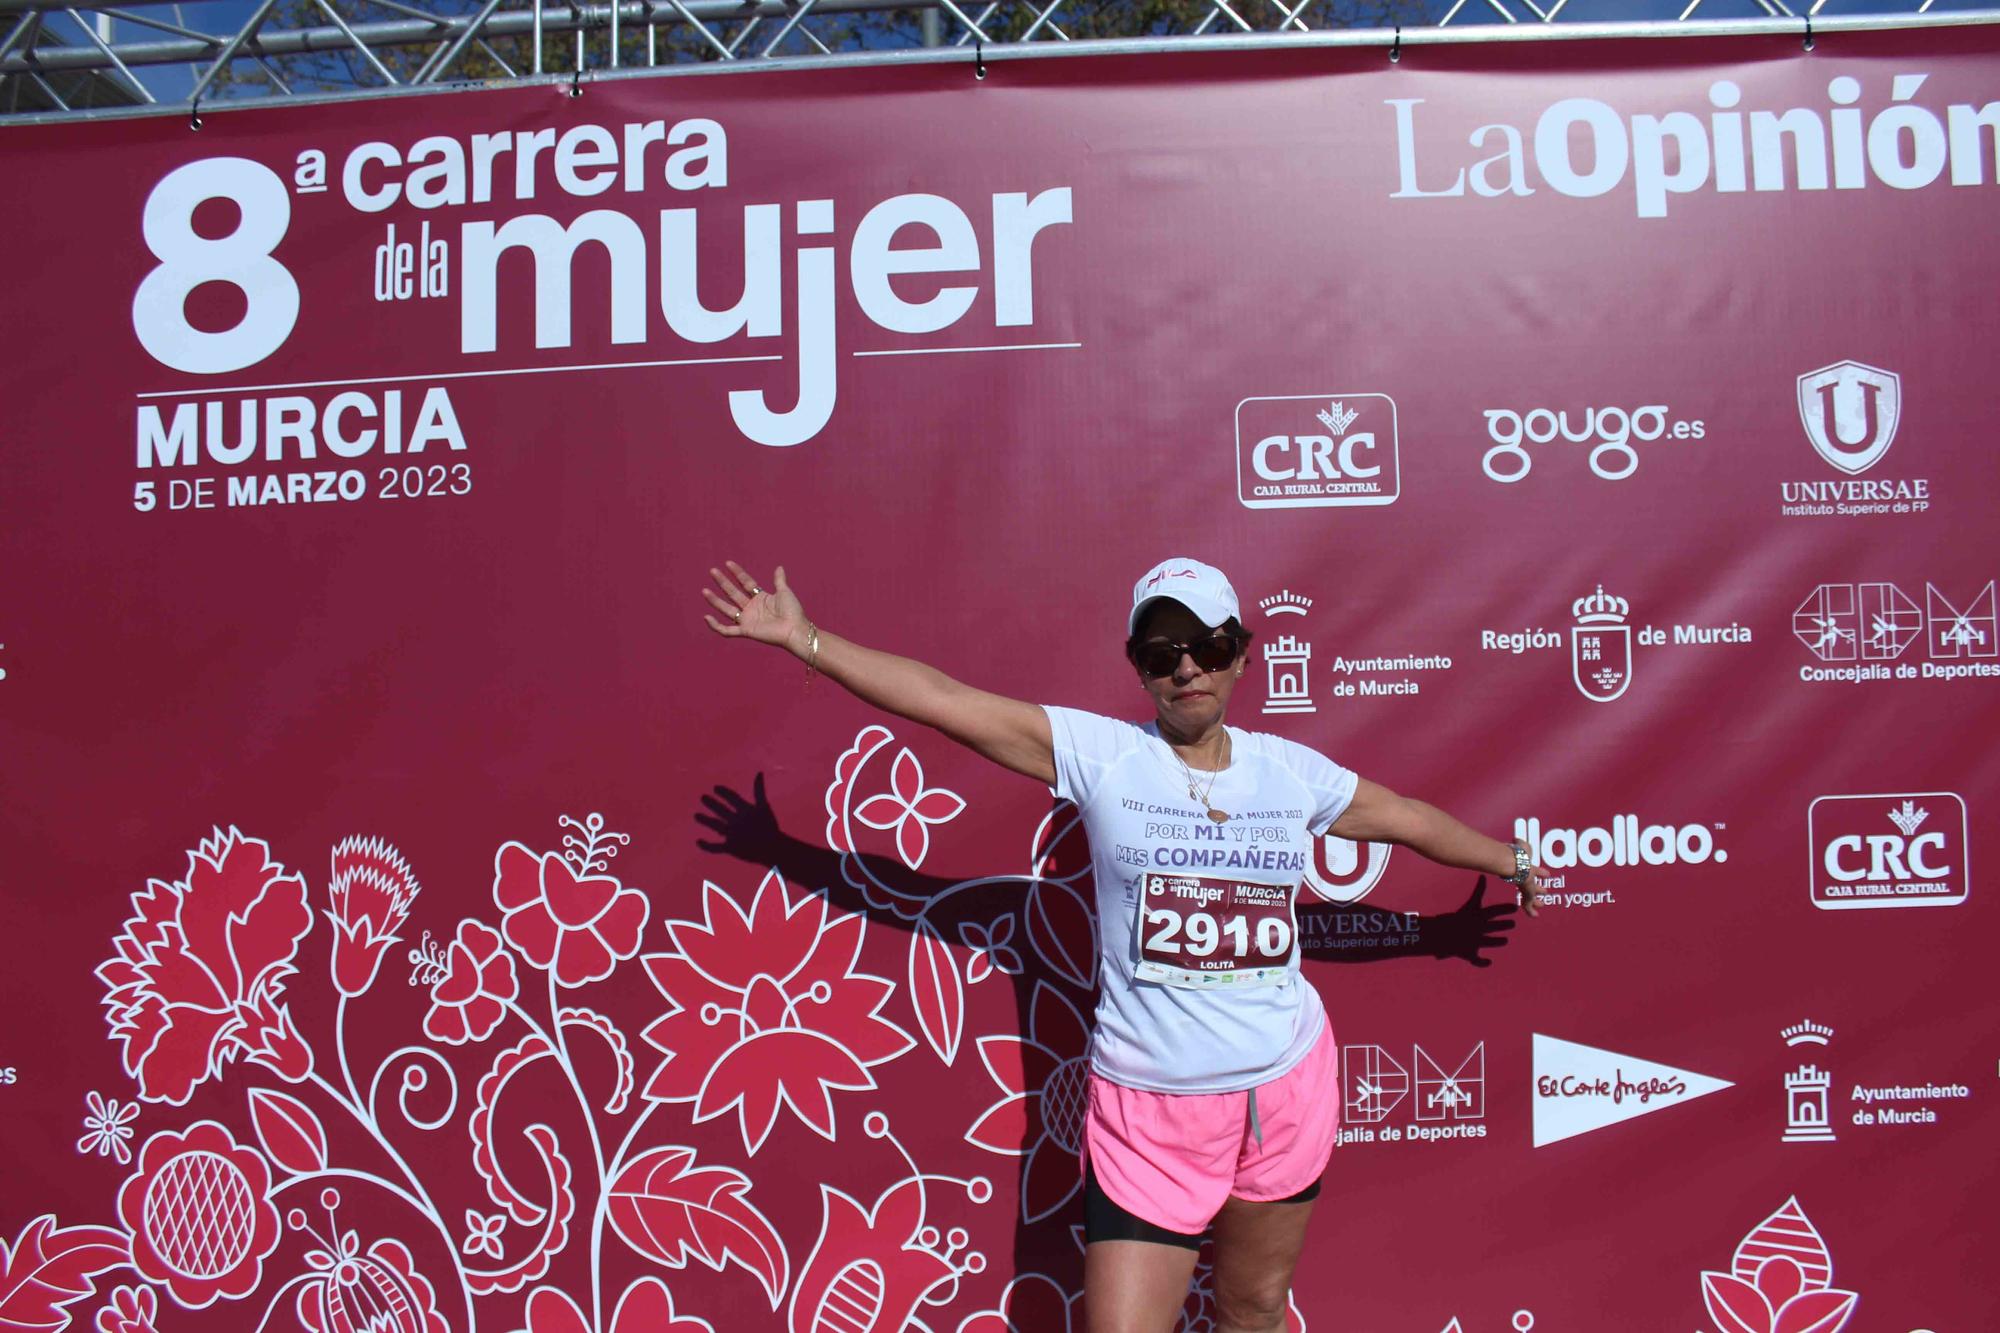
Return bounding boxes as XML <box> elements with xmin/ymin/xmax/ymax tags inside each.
<box><xmin>4</xmin><ymin>24</ymin><xmax>1998</xmax><ymax>1333</ymax></box>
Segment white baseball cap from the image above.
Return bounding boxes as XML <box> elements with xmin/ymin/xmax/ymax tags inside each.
<box><xmin>1127</xmin><ymin>558</ymin><xmax>1241</xmax><ymax>636</ymax></box>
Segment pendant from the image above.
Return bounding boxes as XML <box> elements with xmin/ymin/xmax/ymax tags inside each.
<box><xmin>1207</xmin><ymin>808</ymin><xmax>1230</xmax><ymax>824</ymax></box>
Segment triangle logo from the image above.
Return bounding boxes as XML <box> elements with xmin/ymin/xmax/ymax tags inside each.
<box><xmin>1532</xmin><ymin>1033</ymin><xmax>1734</xmax><ymax>1148</ymax></box>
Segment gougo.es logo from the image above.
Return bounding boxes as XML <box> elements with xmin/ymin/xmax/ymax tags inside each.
<box><xmin>1481</xmin><ymin>404</ymin><xmax>1705</xmax><ymax>482</ymax></box>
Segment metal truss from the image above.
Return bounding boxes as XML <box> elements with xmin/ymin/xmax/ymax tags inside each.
<box><xmin>0</xmin><ymin>0</ymin><xmax>1991</xmax><ymax>119</ymax></box>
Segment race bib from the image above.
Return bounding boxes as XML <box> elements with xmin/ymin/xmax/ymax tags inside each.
<box><xmin>1135</xmin><ymin>872</ymin><xmax>1297</xmax><ymax>989</ymax></box>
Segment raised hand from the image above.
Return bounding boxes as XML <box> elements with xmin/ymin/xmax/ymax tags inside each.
<box><xmin>702</xmin><ymin>560</ymin><xmax>807</xmax><ymax>651</ymax></box>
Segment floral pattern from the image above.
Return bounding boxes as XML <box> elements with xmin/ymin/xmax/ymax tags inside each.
<box><xmin>958</xmin><ymin>917</ymin><xmax>1024</xmax><ymax>985</ymax></box>
<box><xmin>493</xmin><ymin>840</ymin><xmax>649</xmax><ymax>987</ymax></box>
<box><xmin>956</xmin><ymin>1273</ymin><xmax>1081</xmax><ymax>1333</ymax></box>
<box><xmin>854</xmin><ymin>747</ymin><xmax>968</xmax><ymax>871</ymax></box>
<box><xmin>95</xmin><ymin>828</ymin><xmax>313</xmax><ymax>1105</ymax></box>
<box><xmin>326</xmin><ymin>836</ymin><xmax>421</xmax><ymax>997</ymax></box>
<box><xmin>641</xmin><ymin>868</ymin><xmax>914</xmax><ymax>1153</ymax></box>
<box><xmin>421</xmin><ymin>919</ymin><xmax>519</xmax><ymax>1045</ymax></box>
<box><xmin>964</xmin><ymin>982</ymin><xmax>1092</xmax><ymax>1223</ymax></box>
<box><xmin>92</xmin><ymin>1286</ymin><xmax>157</xmax><ymax>1333</ymax></box>
<box><xmin>114</xmin><ymin>1120</ymin><xmax>280</xmax><ymax>1308</ymax></box>
<box><xmin>75</xmin><ymin>1093</ymin><xmax>138</xmax><ymax>1165</ymax></box>
<box><xmin>1701</xmin><ymin>1198</ymin><xmax>1858</xmax><ymax>1333</ymax></box>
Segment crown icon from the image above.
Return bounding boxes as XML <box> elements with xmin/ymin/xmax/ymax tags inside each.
<box><xmin>1781</xmin><ymin>1020</ymin><xmax>1834</xmax><ymax>1047</ymax></box>
<box><xmin>1886</xmin><ymin>800</ymin><xmax>1929</xmax><ymax>836</ymax></box>
<box><xmin>1315</xmin><ymin>401</ymin><xmax>1360</xmax><ymax>436</ymax></box>
<box><xmin>1572</xmin><ymin>585</ymin><xmax>1630</xmax><ymax>625</ymax></box>
<box><xmin>1258</xmin><ymin>590</ymin><xmax>1313</xmax><ymax>617</ymax></box>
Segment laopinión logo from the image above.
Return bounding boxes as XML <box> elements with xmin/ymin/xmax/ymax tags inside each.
<box><xmin>1480</xmin><ymin>403</ymin><xmax>1704</xmax><ymax>483</ymax></box>
<box><xmin>1781</xmin><ymin>360</ymin><xmax>1934</xmax><ymax>518</ymax></box>
<box><xmin>1808</xmin><ymin>792</ymin><xmax>1969</xmax><ymax>910</ymax></box>
<box><xmin>1236</xmin><ymin>395</ymin><xmax>1399</xmax><ymax>509</ymax></box>
<box><xmin>1478</xmin><ymin>584</ymin><xmax>1751</xmax><ymax>704</ymax></box>
<box><xmin>1792</xmin><ymin>577</ymin><xmax>1997</xmax><ymax>684</ymax></box>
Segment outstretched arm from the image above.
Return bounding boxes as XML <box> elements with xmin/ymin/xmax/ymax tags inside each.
<box><xmin>1329</xmin><ymin>777</ymin><xmax>1549</xmax><ymax>917</ymax></box>
<box><xmin>702</xmin><ymin>560</ymin><xmax>1056</xmax><ymax>786</ymax></box>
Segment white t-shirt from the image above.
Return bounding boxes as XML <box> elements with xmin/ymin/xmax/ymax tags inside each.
<box><xmin>1043</xmin><ymin>705</ymin><xmax>1359</xmax><ymax>1093</ymax></box>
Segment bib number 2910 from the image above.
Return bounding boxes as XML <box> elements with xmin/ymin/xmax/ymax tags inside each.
<box><xmin>1136</xmin><ymin>872</ymin><xmax>1296</xmax><ymax>989</ymax></box>
<box><xmin>1142</xmin><ymin>910</ymin><xmax>1292</xmax><ymax>960</ymax></box>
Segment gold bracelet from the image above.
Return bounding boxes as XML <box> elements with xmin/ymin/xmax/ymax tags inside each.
<box><xmin>805</xmin><ymin>622</ymin><xmax>820</xmax><ymax>683</ymax></box>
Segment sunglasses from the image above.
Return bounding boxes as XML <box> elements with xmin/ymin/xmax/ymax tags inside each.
<box><xmin>1131</xmin><ymin>634</ymin><xmax>1242</xmax><ymax>678</ymax></box>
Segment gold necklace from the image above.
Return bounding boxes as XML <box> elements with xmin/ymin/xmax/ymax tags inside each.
<box><xmin>1169</xmin><ymin>730</ymin><xmax>1231</xmax><ymax>824</ymax></box>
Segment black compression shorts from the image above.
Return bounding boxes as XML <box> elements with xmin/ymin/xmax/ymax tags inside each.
<box><xmin>1082</xmin><ymin>1165</ymin><xmax>1321</xmax><ymax>1250</ymax></box>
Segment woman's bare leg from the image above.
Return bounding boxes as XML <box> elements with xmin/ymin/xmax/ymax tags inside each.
<box><xmin>1207</xmin><ymin>1194</ymin><xmax>1315</xmax><ymax>1333</ymax></box>
<box><xmin>1085</xmin><ymin>1238</ymin><xmax>1202</xmax><ymax>1333</ymax></box>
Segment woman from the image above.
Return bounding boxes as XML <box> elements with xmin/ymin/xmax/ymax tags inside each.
<box><xmin>701</xmin><ymin>555</ymin><xmax>1545</xmax><ymax>1333</ymax></box>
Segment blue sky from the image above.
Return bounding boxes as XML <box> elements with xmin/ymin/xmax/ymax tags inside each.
<box><xmin>62</xmin><ymin>0</ymin><xmax>1983</xmax><ymax>108</ymax></box>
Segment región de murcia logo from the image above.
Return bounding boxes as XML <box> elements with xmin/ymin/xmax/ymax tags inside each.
<box><xmin>1478</xmin><ymin>584</ymin><xmax>1751</xmax><ymax>704</ymax></box>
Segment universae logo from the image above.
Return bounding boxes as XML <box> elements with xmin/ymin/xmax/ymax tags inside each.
<box><xmin>1798</xmin><ymin>361</ymin><xmax>1901</xmax><ymax>475</ymax></box>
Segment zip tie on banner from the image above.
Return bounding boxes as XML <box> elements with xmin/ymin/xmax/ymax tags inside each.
<box><xmin>188</xmin><ymin>97</ymin><xmax>203</xmax><ymax>130</ymax></box>
<box><xmin>1803</xmin><ymin>14</ymin><xmax>1814</xmax><ymax>52</ymax></box>
<box><xmin>1390</xmin><ymin>24</ymin><xmax>1401</xmax><ymax>64</ymax></box>
<box><xmin>569</xmin><ymin>63</ymin><xmax>584</xmax><ymax>97</ymax></box>
<box><xmin>974</xmin><ymin>39</ymin><xmax>986</xmax><ymax>80</ymax></box>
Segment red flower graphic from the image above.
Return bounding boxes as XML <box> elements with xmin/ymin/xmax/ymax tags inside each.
<box><xmin>294</xmin><ymin>1236</ymin><xmax>446</xmax><ymax>1333</ymax></box>
<box><xmin>788</xmin><ymin>1175</ymin><xmax>970</xmax><ymax>1333</ymax></box>
<box><xmin>422</xmin><ymin>920</ymin><xmax>519</xmax><ymax>1046</ymax></box>
<box><xmin>492</xmin><ymin>841</ymin><xmax>648</xmax><ymax>987</ymax></box>
<box><xmin>513</xmin><ymin>1278</ymin><xmax>714</xmax><ymax>1333</ymax></box>
<box><xmin>965</xmin><ymin>981</ymin><xmax>1092</xmax><ymax>1223</ymax></box>
<box><xmin>1701</xmin><ymin>1197</ymin><xmax>1857</xmax><ymax>1333</ymax></box>
<box><xmin>116</xmin><ymin>1120</ymin><xmax>280</xmax><ymax>1309</ymax></box>
<box><xmin>326</xmin><ymin>836</ymin><xmax>420</xmax><ymax>997</ymax></box>
<box><xmin>96</xmin><ymin>828</ymin><xmax>314</xmax><ymax>1105</ymax></box>
<box><xmin>959</xmin><ymin>1273</ymin><xmax>1081</xmax><ymax>1333</ymax></box>
<box><xmin>640</xmin><ymin>868</ymin><xmax>914</xmax><ymax>1153</ymax></box>
<box><xmin>94</xmin><ymin>1285</ymin><xmax>159</xmax><ymax>1333</ymax></box>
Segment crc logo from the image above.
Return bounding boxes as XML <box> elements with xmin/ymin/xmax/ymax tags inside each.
<box><xmin>1481</xmin><ymin>404</ymin><xmax>1703</xmax><ymax>483</ymax></box>
<box><xmin>1798</xmin><ymin>360</ymin><xmax>1901</xmax><ymax>475</ymax></box>
<box><xmin>1303</xmin><ymin>835</ymin><xmax>1390</xmax><ymax>904</ymax></box>
<box><xmin>1236</xmin><ymin>394</ymin><xmax>1400</xmax><ymax>510</ymax></box>
<box><xmin>1808</xmin><ymin>792</ymin><xmax>1968</xmax><ymax>910</ymax></box>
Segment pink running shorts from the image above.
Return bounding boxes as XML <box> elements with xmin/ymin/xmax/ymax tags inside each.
<box><xmin>1081</xmin><ymin>1022</ymin><xmax>1340</xmax><ymax>1235</ymax></box>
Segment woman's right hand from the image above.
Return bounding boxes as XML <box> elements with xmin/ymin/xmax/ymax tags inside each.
<box><xmin>702</xmin><ymin>560</ymin><xmax>808</xmax><ymax>653</ymax></box>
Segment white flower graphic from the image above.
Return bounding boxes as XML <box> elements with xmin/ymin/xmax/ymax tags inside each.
<box><xmin>855</xmin><ymin>748</ymin><xmax>968</xmax><ymax>870</ymax></box>
<box><xmin>76</xmin><ymin>1090</ymin><xmax>139</xmax><ymax>1164</ymax></box>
